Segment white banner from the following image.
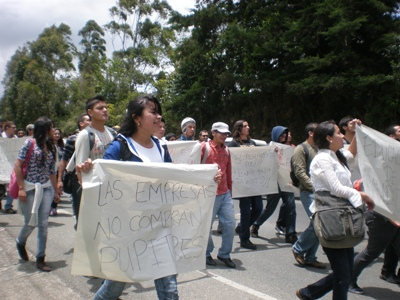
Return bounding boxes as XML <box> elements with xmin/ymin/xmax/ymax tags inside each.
<box><xmin>166</xmin><ymin>141</ymin><xmax>201</xmax><ymax>164</ymax></box>
<box><xmin>230</xmin><ymin>146</ymin><xmax>278</xmax><ymax>198</ymax></box>
<box><xmin>71</xmin><ymin>159</ymin><xmax>218</xmax><ymax>282</ymax></box>
<box><xmin>356</xmin><ymin>125</ymin><xmax>400</xmax><ymax>222</ymax></box>
<box><xmin>270</xmin><ymin>142</ymin><xmax>298</xmax><ymax>194</ymax></box>
<box><xmin>0</xmin><ymin>138</ymin><xmax>27</xmax><ymax>184</ymax></box>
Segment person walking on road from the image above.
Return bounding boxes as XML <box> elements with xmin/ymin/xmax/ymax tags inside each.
<box><xmin>15</xmin><ymin>116</ymin><xmax>60</xmax><ymax>272</ymax></box>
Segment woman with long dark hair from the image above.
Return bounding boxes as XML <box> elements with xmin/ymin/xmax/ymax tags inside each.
<box><xmin>14</xmin><ymin>116</ymin><xmax>59</xmax><ymax>272</ymax></box>
<box><xmin>49</xmin><ymin>128</ymin><xmax>64</xmax><ymax>216</ymax></box>
<box><xmin>296</xmin><ymin>121</ymin><xmax>374</xmax><ymax>300</ymax></box>
<box><xmin>93</xmin><ymin>95</ymin><xmax>178</xmax><ymax>300</ymax></box>
<box><xmin>228</xmin><ymin>120</ymin><xmax>263</xmax><ymax>250</ymax></box>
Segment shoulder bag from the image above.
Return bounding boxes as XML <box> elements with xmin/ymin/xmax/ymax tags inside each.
<box><xmin>313</xmin><ymin>191</ymin><xmax>365</xmax><ymax>249</ymax></box>
<box><xmin>9</xmin><ymin>138</ymin><xmax>35</xmax><ymax>199</ymax></box>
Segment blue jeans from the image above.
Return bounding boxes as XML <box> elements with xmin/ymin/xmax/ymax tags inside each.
<box><xmin>207</xmin><ymin>191</ymin><xmax>235</xmax><ymax>258</ymax></box>
<box><xmin>4</xmin><ymin>189</ymin><xmax>14</xmax><ymax>210</ymax></box>
<box><xmin>17</xmin><ymin>187</ymin><xmax>54</xmax><ymax>258</ymax></box>
<box><xmin>254</xmin><ymin>188</ymin><xmax>296</xmax><ymax>236</ymax></box>
<box><xmin>238</xmin><ymin>195</ymin><xmax>263</xmax><ymax>241</ymax></box>
<box><xmin>300</xmin><ymin>247</ymin><xmax>354</xmax><ymax>300</ymax></box>
<box><xmin>292</xmin><ymin>191</ymin><xmax>319</xmax><ymax>263</ymax></box>
<box><xmin>94</xmin><ymin>275</ymin><xmax>178</xmax><ymax>300</ymax></box>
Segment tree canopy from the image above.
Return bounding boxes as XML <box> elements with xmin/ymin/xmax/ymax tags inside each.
<box><xmin>1</xmin><ymin>0</ymin><xmax>399</xmax><ymax>139</ymax></box>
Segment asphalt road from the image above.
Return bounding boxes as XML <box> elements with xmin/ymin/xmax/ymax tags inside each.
<box><xmin>1</xmin><ymin>195</ymin><xmax>399</xmax><ymax>299</ymax></box>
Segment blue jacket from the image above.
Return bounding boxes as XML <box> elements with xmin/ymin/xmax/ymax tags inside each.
<box><xmin>104</xmin><ymin>133</ymin><xmax>172</xmax><ymax>162</ymax></box>
<box><xmin>271</xmin><ymin>126</ymin><xmax>288</xmax><ymax>142</ymax></box>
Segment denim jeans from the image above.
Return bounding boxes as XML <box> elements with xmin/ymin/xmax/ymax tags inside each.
<box><xmin>300</xmin><ymin>247</ymin><xmax>354</xmax><ymax>300</ymax></box>
<box><xmin>207</xmin><ymin>191</ymin><xmax>235</xmax><ymax>258</ymax></box>
<box><xmin>292</xmin><ymin>191</ymin><xmax>319</xmax><ymax>263</ymax></box>
<box><xmin>17</xmin><ymin>187</ymin><xmax>54</xmax><ymax>258</ymax></box>
<box><xmin>238</xmin><ymin>195</ymin><xmax>263</xmax><ymax>241</ymax></box>
<box><xmin>253</xmin><ymin>187</ymin><xmax>296</xmax><ymax>236</ymax></box>
<box><xmin>94</xmin><ymin>275</ymin><xmax>178</xmax><ymax>300</ymax></box>
<box><xmin>4</xmin><ymin>190</ymin><xmax>14</xmax><ymax>210</ymax></box>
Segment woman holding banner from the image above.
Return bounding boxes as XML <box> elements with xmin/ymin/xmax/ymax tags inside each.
<box><xmin>94</xmin><ymin>95</ymin><xmax>178</xmax><ymax>300</ymax></box>
<box><xmin>15</xmin><ymin>116</ymin><xmax>59</xmax><ymax>272</ymax></box>
<box><xmin>296</xmin><ymin>121</ymin><xmax>374</xmax><ymax>300</ymax></box>
<box><xmin>228</xmin><ymin>120</ymin><xmax>263</xmax><ymax>250</ymax></box>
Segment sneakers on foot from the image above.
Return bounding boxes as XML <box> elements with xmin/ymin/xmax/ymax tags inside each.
<box><xmin>16</xmin><ymin>241</ymin><xmax>29</xmax><ymax>261</ymax></box>
<box><xmin>296</xmin><ymin>289</ymin><xmax>308</xmax><ymax>299</ymax></box>
<box><xmin>305</xmin><ymin>260</ymin><xmax>326</xmax><ymax>269</ymax></box>
<box><xmin>348</xmin><ymin>283</ymin><xmax>364</xmax><ymax>294</ymax></box>
<box><xmin>380</xmin><ymin>273</ymin><xmax>400</xmax><ymax>284</ymax></box>
<box><xmin>285</xmin><ymin>234</ymin><xmax>298</xmax><ymax>244</ymax></box>
<box><xmin>292</xmin><ymin>249</ymin><xmax>305</xmax><ymax>265</ymax></box>
<box><xmin>5</xmin><ymin>208</ymin><xmax>16</xmax><ymax>214</ymax></box>
<box><xmin>49</xmin><ymin>208</ymin><xmax>57</xmax><ymax>216</ymax></box>
<box><xmin>240</xmin><ymin>239</ymin><xmax>257</xmax><ymax>250</ymax></box>
<box><xmin>250</xmin><ymin>225</ymin><xmax>259</xmax><ymax>238</ymax></box>
<box><xmin>275</xmin><ymin>224</ymin><xmax>285</xmax><ymax>235</ymax></box>
<box><xmin>206</xmin><ymin>256</ymin><xmax>217</xmax><ymax>266</ymax></box>
<box><xmin>36</xmin><ymin>256</ymin><xmax>51</xmax><ymax>272</ymax></box>
<box><xmin>217</xmin><ymin>256</ymin><xmax>236</xmax><ymax>268</ymax></box>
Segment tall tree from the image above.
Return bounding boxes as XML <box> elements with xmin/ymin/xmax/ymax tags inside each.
<box><xmin>104</xmin><ymin>0</ymin><xmax>176</xmax><ymax>101</ymax></box>
<box><xmin>169</xmin><ymin>0</ymin><xmax>400</xmax><ymax>139</ymax></box>
<box><xmin>1</xmin><ymin>24</ymin><xmax>76</xmax><ymax>127</ymax></box>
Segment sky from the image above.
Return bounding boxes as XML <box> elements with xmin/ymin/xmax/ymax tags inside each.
<box><xmin>0</xmin><ymin>0</ymin><xmax>196</xmax><ymax>92</ymax></box>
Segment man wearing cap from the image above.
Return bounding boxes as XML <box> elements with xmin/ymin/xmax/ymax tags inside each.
<box><xmin>201</xmin><ymin>122</ymin><xmax>236</xmax><ymax>268</ymax></box>
<box><xmin>179</xmin><ymin>117</ymin><xmax>196</xmax><ymax>141</ymax></box>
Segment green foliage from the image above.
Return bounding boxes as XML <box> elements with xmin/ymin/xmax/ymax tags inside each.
<box><xmin>169</xmin><ymin>0</ymin><xmax>400</xmax><ymax>140</ymax></box>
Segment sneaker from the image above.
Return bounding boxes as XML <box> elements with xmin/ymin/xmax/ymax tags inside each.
<box><xmin>380</xmin><ymin>273</ymin><xmax>400</xmax><ymax>284</ymax></box>
<box><xmin>275</xmin><ymin>224</ymin><xmax>285</xmax><ymax>235</ymax></box>
<box><xmin>292</xmin><ymin>249</ymin><xmax>305</xmax><ymax>265</ymax></box>
<box><xmin>285</xmin><ymin>234</ymin><xmax>298</xmax><ymax>244</ymax></box>
<box><xmin>250</xmin><ymin>224</ymin><xmax>259</xmax><ymax>238</ymax></box>
<box><xmin>348</xmin><ymin>283</ymin><xmax>364</xmax><ymax>295</ymax></box>
<box><xmin>217</xmin><ymin>256</ymin><xmax>236</xmax><ymax>268</ymax></box>
<box><xmin>305</xmin><ymin>260</ymin><xmax>326</xmax><ymax>269</ymax></box>
<box><xmin>296</xmin><ymin>289</ymin><xmax>308</xmax><ymax>299</ymax></box>
<box><xmin>49</xmin><ymin>208</ymin><xmax>57</xmax><ymax>216</ymax></box>
<box><xmin>240</xmin><ymin>239</ymin><xmax>257</xmax><ymax>250</ymax></box>
<box><xmin>5</xmin><ymin>208</ymin><xmax>16</xmax><ymax>214</ymax></box>
<box><xmin>16</xmin><ymin>241</ymin><xmax>29</xmax><ymax>261</ymax></box>
<box><xmin>206</xmin><ymin>256</ymin><xmax>217</xmax><ymax>266</ymax></box>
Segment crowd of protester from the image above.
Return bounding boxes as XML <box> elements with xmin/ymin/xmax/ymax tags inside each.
<box><xmin>1</xmin><ymin>94</ymin><xmax>400</xmax><ymax>299</ymax></box>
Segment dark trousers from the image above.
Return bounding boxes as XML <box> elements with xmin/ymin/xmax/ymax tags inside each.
<box><xmin>301</xmin><ymin>247</ymin><xmax>354</xmax><ymax>300</ymax></box>
<box><xmin>238</xmin><ymin>196</ymin><xmax>263</xmax><ymax>241</ymax></box>
<box><xmin>70</xmin><ymin>177</ymin><xmax>82</xmax><ymax>220</ymax></box>
<box><xmin>353</xmin><ymin>211</ymin><xmax>400</xmax><ymax>283</ymax></box>
<box><xmin>254</xmin><ymin>188</ymin><xmax>296</xmax><ymax>236</ymax></box>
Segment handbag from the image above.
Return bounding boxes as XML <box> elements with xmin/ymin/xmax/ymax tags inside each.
<box><xmin>62</xmin><ymin>171</ymin><xmax>77</xmax><ymax>194</ymax></box>
<box><xmin>9</xmin><ymin>138</ymin><xmax>35</xmax><ymax>198</ymax></box>
<box><xmin>312</xmin><ymin>191</ymin><xmax>365</xmax><ymax>249</ymax></box>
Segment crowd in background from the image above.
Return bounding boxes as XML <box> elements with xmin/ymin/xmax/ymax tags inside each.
<box><xmin>1</xmin><ymin>95</ymin><xmax>400</xmax><ymax>300</ymax></box>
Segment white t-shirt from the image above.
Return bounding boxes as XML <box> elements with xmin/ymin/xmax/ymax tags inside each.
<box><xmin>310</xmin><ymin>148</ymin><xmax>362</xmax><ymax>212</ymax></box>
<box><xmin>75</xmin><ymin>127</ymin><xmax>114</xmax><ymax>164</ymax></box>
<box><xmin>130</xmin><ymin>138</ymin><xmax>163</xmax><ymax>163</ymax></box>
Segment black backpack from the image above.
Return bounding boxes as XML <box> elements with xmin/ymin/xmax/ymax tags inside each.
<box><xmin>290</xmin><ymin>143</ymin><xmax>309</xmax><ymax>187</ymax></box>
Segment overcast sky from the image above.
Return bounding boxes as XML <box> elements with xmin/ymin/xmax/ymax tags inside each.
<box><xmin>0</xmin><ymin>0</ymin><xmax>196</xmax><ymax>91</ymax></box>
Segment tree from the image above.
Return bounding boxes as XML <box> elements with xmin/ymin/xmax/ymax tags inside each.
<box><xmin>1</xmin><ymin>24</ymin><xmax>76</xmax><ymax>127</ymax></box>
<box><xmin>169</xmin><ymin>0</ymin><xmax>400</xmax><ymax>139</ymax></box>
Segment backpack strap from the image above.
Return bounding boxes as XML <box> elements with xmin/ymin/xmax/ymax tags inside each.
<box><xmin>116</xmin><ymin>136</ymin><xmax>134</xmax><ymax>161</ymax></box>
<box><xmin>301</xmin><ymin>142</ymin><xmax>310</xmax><ymax>176</ymax></box>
